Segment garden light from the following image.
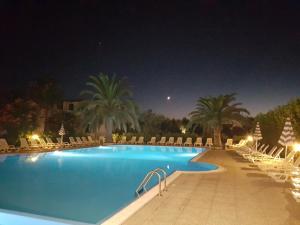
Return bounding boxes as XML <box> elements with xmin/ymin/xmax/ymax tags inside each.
<box><xmin>293</xmin><ymin>143</ymin><xmax>300</xmax><ymax>152</ymax></box>
<box><xmin>31</xmin><ymin>134</ymin><xmax>40</xmax><ymax>140</ymax></box>
<box><xmin>247</xmin><ymin>136</ymin><xmax>253</xmax><ymax>142</ymax></box>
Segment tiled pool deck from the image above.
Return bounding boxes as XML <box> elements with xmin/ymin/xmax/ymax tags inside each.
<box><xmin>123</xmin><ymin>150</ymin><xmax>300</xmax><ymax>225</ymax></box>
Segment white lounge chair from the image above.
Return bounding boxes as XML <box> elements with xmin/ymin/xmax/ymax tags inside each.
<box><xmin>253</xmin><ymin>147</ymin><xmax>284</xmax><ymax>166</ymax></box>
<box><xmin>76</xmin><ymin>137</ymin><xmax>86</xmax><ymax>146</ymax></box>
<box><xmin>20</xmin><ymin>138</ymin><xmax>40</xmax><ymax>150</ymax></box>
<box><xmin>0</xmin><ymin>138</ymin><xmax>17</xmax><ymax>153</ymax></box>
<box><xmin>225</xmin><ymin>139</ymin><xmax>234</xmax><ymax>150</ymax></box>
<box><xmin>249</xmin><ymin>146</ymin><xmax>278</xmax><ymax>162</ymax></box>
<box><xmin>29</xmin><ymin>139</ymin><xmax>42</xmax><ymax>148</ymax></box>
<box><xmin>136</xmin><ymin>136</ymin><xmax>144</xmax><ymax>144</ymax></box>
<box><xmin>81</xmin><ymin>137</ymin><xmax>91</xmax><ymax>145</ymax></box>
<box><xmin>69</xmin><ymin>137</ymin><xmax>81</xmax><ymax>146</ymax></box>
<box><xmin>184</xmin><ymin>137</ymin><xmax>193</xmax><ymax>146</ymax></box>
<box><xmin>99</xmin><ymin>136</ymin><xmax>105</xmax><ymax>145</ymax></box>
<box><xmin>128</xmin><ymin>136</ymin><xmax>136</xmax><ymax>144</ymax></box>
<box><xmin>157</xmin><ymin>137</ymin><xmax>166</xmax><ymax>145</ymax></box>
<box><xmin>174</xmin><ymin>137</ymin><xmax>183</xmax><ymax>146</ymax></box>
<box><xmin>243</xmin><ymin>144</ymin><xmax>269</xmax><ymax>159</ymax></box>
<box><xmin>205</xmin><ymin>138</ymin><xmax>213</xmax><ymax>147</ymax></box>
<box><xmin>39</xmin><ymin>138</ymin><xmax>56</xmax><ymax>149</ymax></box>
<box><xmin>194</xmin><ymin>137</ymin><xmax>203</xmax><ymax>147</ymax></box>
<box><xmin>87</xmin><ymin>136</ymin><xmax>97</xmax><ymax>144</ymax></box>
<box><xmin>268</xmin><ymin>156</ymin><xmax>300</xmax><ymax>183</ymax></box>
<box><xmin>147</xmin><ymin>137</ymin><xmax>156</xmax><ymax>145</ymax></box>
<box><xmin>20</xmin><ymin>138</ymin><xmax>31</xmax><ymax>150</ymax></box>
<box><xmin>166</xmin><ymin>137</ymin><xmax>174</xmax><ymax>145</ymax></box>
<box><xmin>119</xmin><ymin>136</ymin><xmax>127</xmax><ymax>144</ymax></box>
<box><xmin>55</xmin><ymin>137</ymin><xmax>71</xmax><ymax>147</ymax></box>
<box><xmin>233</xmin><ymin>139</ymin><xmax>246</xmax><ymax>148</ymax></box>
<box><xmin>258</xmin><ymin>149</ymin><xmax>297</xmax><ymax>171</ymax></box>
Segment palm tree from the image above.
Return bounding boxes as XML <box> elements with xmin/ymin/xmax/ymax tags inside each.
<box><xmin>189</xmin><ymin>93</ymin><xmax>249</xmax><ymax>147</ymax></box>
<box><xmin>78</xmin><ymin>73</ymin><xmax>140</xmax><ymax>142</ymax></box>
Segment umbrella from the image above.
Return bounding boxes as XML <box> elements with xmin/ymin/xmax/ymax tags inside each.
<box><xmin>278</xmin><ymin>117</ymin><xmax>296</xmax><ymax>158</ymax></box>
<box><xmin>58</xmin><ymin>123</ymin><xmax>66</xmax><ymax>144</ymax></box>
<box><xmin>253</xmin><ymin>122</ymin><xmax>263</xmax><ymax>150</ymax></box>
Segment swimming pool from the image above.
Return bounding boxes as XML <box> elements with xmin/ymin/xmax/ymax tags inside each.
<box><xmin>0</xmin><ymin>145</ymin><xmax>217</xmax><ymax>224</ymax></box>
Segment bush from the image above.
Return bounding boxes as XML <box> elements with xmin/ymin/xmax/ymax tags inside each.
<box><xmin>256</xmin><ymin>98</ymin><xmax>300</xmax><ymax>145</ymax></box>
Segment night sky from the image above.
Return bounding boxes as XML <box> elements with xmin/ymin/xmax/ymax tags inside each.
<box><xmin>1</xmin><ymin>1</ymin><xmax>300</xmax><ymax>118</ymax></box>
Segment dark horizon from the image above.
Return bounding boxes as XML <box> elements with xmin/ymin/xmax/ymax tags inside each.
<box><xmin>1</xmin><ymin>1</ymin><xmax>300</xmax><ymax>118</ymax></box>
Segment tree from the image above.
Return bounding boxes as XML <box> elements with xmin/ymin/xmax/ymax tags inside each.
<box><xmin>189</xmin><ymin>93</ymin><xmax>249</xmax><ymax>147</ymax></box>
<box><xmin>27</xmin><ymin>78</ymin><xmax>62</xmax><ymax>134</ymax></box>
<box><xmin>139</xmin><ymin>110</ymin><xmax>166</xmax><ymax>137</ymax></box>
<box><xmin>46</xmin><ymin>111</ymin><xmax>81</xmax><ymax>138</ymax></box>
<box><xmin>256</xmin><ymin>98</ymin><xmax>300</xmax><ymax>145</ymax></box>
<box><xmin>78</xmin><ymin>73</ymin><xmax>140</xmax><ymax>142</ymax></box>
<box><xmin>0</xmin><ymin>98</ymin><xmax>40</xmax><ymax>144</ymax></box>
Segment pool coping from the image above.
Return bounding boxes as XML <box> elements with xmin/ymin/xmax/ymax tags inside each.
<box><xmin>100</xmin><ymin>149</ymin><xmax>225</xmax><ymax>225</ymax></box>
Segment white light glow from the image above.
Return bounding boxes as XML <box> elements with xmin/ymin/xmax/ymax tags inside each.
<box><xmin>294</xmin><ymin>143</ymin><xmax>300</xmax><ymax>152</ymax></box>
<box><xmin>31</xmin><ymin>134</ymin><xmax>40</xmax><ymax>140</ymax></box>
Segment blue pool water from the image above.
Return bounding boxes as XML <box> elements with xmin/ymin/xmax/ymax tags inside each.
<box><xmin>0</xmin><ymin>145</ymin><xmax>217</xmax><ymax>224</ymax></box>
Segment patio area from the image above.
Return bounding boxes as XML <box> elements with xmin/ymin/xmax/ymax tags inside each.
<box><xmin>124</xmin><ymin>150</ymin><xmax>300</xmax><ymax>225</ymax></box>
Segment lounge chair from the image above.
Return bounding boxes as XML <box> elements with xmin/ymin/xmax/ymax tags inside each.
<box><xmin>20</xmin><ymin>138</ymin><xmax>31</xmax><ymax>150</ymax></box>
<box><xmin>81</xmin><ymin>137</ymin><xmax>91</xmax><ymax>145</ymax></box>
<box><xmin>225</xmin><ymin>139</ymin><xmax>234</xmax><ymax>150</ymax></box>
<box><xmin>147</xmin><ymin>137</ymin><xmax>156</xmax><ymax>145</ymax></box>
<box><xmin>252</xmin><ymin>147</ymin><xmax>284</xmax><ymax>166</ymax></box>
<box><xmin>69</xmin><ymin>137</ymin><xmax>81</xmax><ymax>146</ymax></box>
<box><xmin>184</xmin><ymin>137</ymin><xmax>193</xmax><ymax>146</ymax></box>
<box><xmin>87</xmin><ymin>136</ymin><xmax>97</xmax><ymax>144</ymax></box>
<box><xmin>205</xmin><ymin>138</ymin><xmax>213</xmax><ymax>147</ymax></box>
<box><xmin>99</xmin><ymin>136</ymin><xmax>105</xmax><ymax>145</ymax></box>
<box><xmin>39</xmin><ymin>138</ymin><xmax>56</xmax><ymax>149</ymax></box>
<box><xmin>157</xmin><ymin>137</ymin><xmax>166</xmax><ymax>145</ymax></box>
<box><xmin>174</xmin><ymin>137</ymin><xmax>183</xmax><ymax>146</ymax></box>
<box><xmin>76</xmin><ymin>137</ymin><xmax>86</xmax><ymax>146</ymax></box>
<box><xmin>136</xmin><ymin>136</ymin><xmax>144</xmax><ymax>144</ymax></box>
<box><xmin>127</xmin><ymin>136</ymin><xmax>136</xmax><ymax>144</ymax></box>
<box><xmin>0</xmin><ymin>138</ymin><xmax>17</xmax><ymax>153</ymax></box>
<box><xmin>242</xmin><ymin>144</ymin><xmax>269</xmax><ymax>159</ymax></box>
<box><xmin>55</xmin><ymin>137</ymin><xmax>71</xmax><ymax>147</ymax></box>
<box><xmin>119</xmin><ymin>136</ymin><xmax>127</xmax><ymax>144</ymax></box>
<box><xmin>258</xmin><ymin>149</ymin><xmax>297</xmax><ymax>171</ymax></box>
<box><xmin>46</xmin><ymin>137</ymin><xmax>60</xmax><ymax>147</ymax></box>
<box><xmin>194</xmin><ymin>137</ymin><xmax>203</xmax><ymax>147</ymax></box>
<box><xmin>249</xmin><ymin>146</ymin><xmax>278</xmax><ymax>162</ymax></box>
<box><xmin>233</xmin><ymin>139</ymin><xmax>246</xmax><ymax>148</ymax></box>
<box><xmin>29</xmin><ymin>139</ymin><xmax>42</xmax><ymax>148</ymax></box>
<box><xmin>268</xmin><ymin>156</ymin><xmax>300</xmax><ymax>183</ymax></box>
<box><xmin>166</xmin><ymin>137</ymin><xmax>174</xmax><ymax>145</ymax></box>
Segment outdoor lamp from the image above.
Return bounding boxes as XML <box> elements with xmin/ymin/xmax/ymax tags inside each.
<box><xmin>31</xmin><ymin>134</ymin><xmax>40</xmax><ymax>140</ymax></box>
<box><xmin>247</xmin><ymin>136</ymin><xmax>253</xmax><ymax>142</ymax></box>
<box><xmin>293</xmin><ymin>143</ymin><xmax>300</xmax><ymax>152</ymax></box>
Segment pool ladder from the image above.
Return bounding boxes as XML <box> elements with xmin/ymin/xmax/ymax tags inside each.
<box><xmin>135</xmin><ymin>168</ymin><xmax>167</xmax><ymax>197</ymax></box>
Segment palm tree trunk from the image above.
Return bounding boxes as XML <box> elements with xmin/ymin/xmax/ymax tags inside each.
<box><xmin>213</xmin><ymin>127</ymin><xmax>222</xmax><ymax>148</ymax></box>
<box><xmin>105</xmin><ymin>119</ymin><xmax>113</xmax><ymax>143</ymax></box>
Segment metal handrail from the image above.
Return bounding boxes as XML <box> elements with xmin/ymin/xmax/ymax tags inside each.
<box><xmin>153</xmin><ymin>168</ymin><xmax>167</xmax><ymax>192</ymax></box>
<box><xmin>136</xmin><ymin>168</ymin><xmax>167</xmax><ymax>197</ymax></box>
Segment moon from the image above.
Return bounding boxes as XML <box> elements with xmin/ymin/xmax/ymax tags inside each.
<box><xmin>167</xmin><ymin>96</ymin><xmax>171</xmax><ymax>100</ymax></box>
